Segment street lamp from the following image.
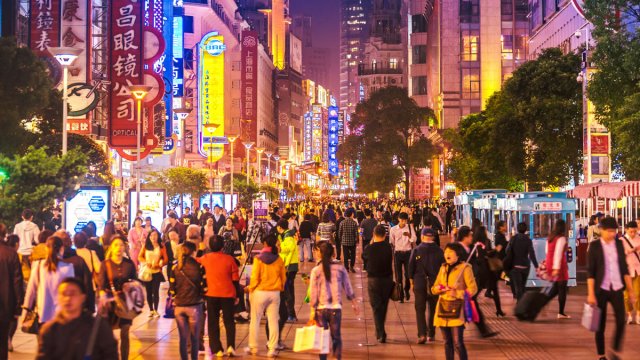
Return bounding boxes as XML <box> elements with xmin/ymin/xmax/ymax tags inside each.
<box><xmin>48</xmin><ymin>47</ymin><xmax>82</xmax><ymax>155</ymax></box>
<box><xmin>243</xmin><ymin>141</ymin><xmax>254</xmax><ymax>184</ymax></box>
<box><xmin>128</xmin><ymin>84</ymin><xmax>152</xmax><ymax>214</ymax></box>
<box><xmin>227</xmin><ymin>135</ymin><xmax>238</xmax><ymax>208</ymax></box>
<box><xmin>264</xmin><ymin>151</ymin><xmax>273</xmax><ymax>185</ymax></box>
<box><xmin>255</xmin><ymin>147</ymin><xmax>265</xmax><ymax>187</ymax></box>
<box><xmin>203</xmin><ymin>123</ymin><xmax>220</xmax><ymax>190</ymax></box>
<box><xmin>273</xmin><ymin>154</ymin><xmax>280</xmax><ymax>188</ymax></box>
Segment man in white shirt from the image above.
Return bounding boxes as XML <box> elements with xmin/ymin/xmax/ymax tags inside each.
<box><xmin>389</xmin><ymin>212</ymin><xmax>416</xmax><ymax>302</ymax></box>
<box><xmin>620</xmin><ymin>221</ymin><xmax>640</xmax><ymax>324</ymax></box>
<box><xmin>14</xmin><ymin>209</ymin><xmax>40</xmax><ymax>266</ymax></box>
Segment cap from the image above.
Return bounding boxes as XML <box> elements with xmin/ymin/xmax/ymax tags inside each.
<box><xmin>421</xmin><ymin>228</ymin><xmax>436</xmax><ymax>237</ymax></box>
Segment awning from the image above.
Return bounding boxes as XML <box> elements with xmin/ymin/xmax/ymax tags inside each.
<box><xmin>597</xmin><ymin>181</ymin><xmax>640</xmax><ymax>200</ymax></box>
<box><xmin>568</xmin><ymin>183</ymin><xmax>603</xmax><ymax>199</ymax></box>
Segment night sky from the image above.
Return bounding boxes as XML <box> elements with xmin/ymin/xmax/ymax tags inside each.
<box><xmin>290</xmin><ymin>0</ymin><xmax>341</xmax><ymax>95</ymax></box>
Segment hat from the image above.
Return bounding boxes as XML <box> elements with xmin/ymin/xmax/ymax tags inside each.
<box><xmin>421</xmin><ymin>228</ymin><xmax>436</xmax><ymax>237</ymax></box>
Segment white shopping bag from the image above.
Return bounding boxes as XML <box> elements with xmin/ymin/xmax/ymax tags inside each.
<box><xmin>293</xmin><ymin>325</ymin><xmax>331</xmax><ymax>354</ymax></box>
<box><xmin>582</xmin><ymin>303</ymin><xmax>601</xmax><ymax>332</ymax></box>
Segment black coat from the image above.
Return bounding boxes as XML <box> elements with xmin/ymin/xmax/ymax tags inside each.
<box><xmin>588</xmin><ymin>239</ymin><xmax>630</xmax><ymax>294</ymax></box>
<box><xmin>408</xmin><ymin>242</ymin><xmax>444</xmax><ymax>290</ymax></box>
<box><xmin>0</xmin><ymin>244</ymin><xmax>24</xmax><ymax>319</ymax></box>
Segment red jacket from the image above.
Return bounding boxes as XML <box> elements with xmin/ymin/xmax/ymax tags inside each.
<box><xmin>546</xmin><ymin>236</ymin><xmax>569</xmax><ymax>281</ymax></box>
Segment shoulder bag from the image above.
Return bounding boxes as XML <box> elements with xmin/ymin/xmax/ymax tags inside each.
<box><xmin>437</xmin><ymin>264</ymin><xmax>464</xmax><ymax>319</ymax></box>
<box><xmin>106</xmin><ymin>260</ymin><xmax>140</xmax><ymax>320</ymax></box>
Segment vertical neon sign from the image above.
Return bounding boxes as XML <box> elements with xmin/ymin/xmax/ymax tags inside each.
<box><xmin>198</xmin><ymin>32</ymin><xmax>225</xmax><ymax>162</ymax></box>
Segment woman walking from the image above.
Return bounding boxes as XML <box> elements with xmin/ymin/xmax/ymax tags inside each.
<box><xmin>245</xmin><ymin>234</ymin><xmax>286</xmax><ymax>357</ymax></box>
<box><xmin>316</xmin><ymin>213</ymin><xmax>336</xmax><ymax>244</ymax></box>
<box><xmin>545</xmin><ymin>219</ymin><xmax>570</xmax><ymax>319</ymax></box>
<box><xmin>431</xmin><ymin>242</ymin><xmax>478</xmax><ymax>360</ymax></box>
<box><xmin>308</xmin><ymin>241</ymin><xmax>358</xmax><ymax>360</ymax></box>
<box><xmin>128</xmin><ymin>217</ymin><xmax>147</xmax><ymax>268</ymax></box>
<box><xmin>170</xmin><ymin>241</ymin><xmax>206</xmax><ymax>360</ymax></box>
<box><xmin>138</xmin><ymin>229</ymin><xmax>168</xmax><ymax>317</ymax></box>
<box><xmin>473</xmin><ymin>227</ymin><xmax>504</xmax><ymax>316</ymax></box>
<box><xmin>98</xmin><ymin>236</ymin><xmax>137</xmax><ymax>360</ymax></box>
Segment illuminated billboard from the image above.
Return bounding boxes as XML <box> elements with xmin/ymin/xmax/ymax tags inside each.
<box><xmin>198</xmin><ymin>32</ymin><xmax>225</xmax><ymax>162</ymax></box>
<box><xmin>129</xmin><ymin>189</ymin><xmax>167</xmax><ymax>230</ymax></box>
<box><xmin>312</xmin><ymin>104</ymin><xmax>322</xmax><ymax>162</ymax></box>
<box><xmin>328</xmin><ymin>106</ymin><xmax>339</xmax><ymax>176</ymax></box>
<box><xmin>65</xmin><ymin>186</ymin><xmax>111</xmax><ymax>236</ymax></box>
<box><xmin>304</xmin><ymin>112</ymin><xmax>312</xmax><ymax>161</ymax></box>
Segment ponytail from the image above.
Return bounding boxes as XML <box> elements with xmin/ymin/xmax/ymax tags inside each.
<box><xmin>318</xmin><ymin>241</ymin><xmax>334</xmax><ymax>282</ymax></box>
<box><xmin>263</xmin><ymin>234</ymin><xmax>279</xmax><ymax>256</ymax></box>
<box><xmin>178</xmin><ymin>241</ymin><xmax>196</xmax><ymax>271</ymax></box>
<box><xmin>45</xmin><ymin>236</ymin><xmax>63</xmax><ymax>272</ymax></box>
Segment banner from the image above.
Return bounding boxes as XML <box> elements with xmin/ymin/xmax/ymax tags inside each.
<box><xmin>328</xmin><ymin>106</ymin><xmax>339</xmax><ymax>176</ymax></box>
<box><xmin>241</xmin><ymin>30</ymin><xmax>258</xmax><ymax>142</ymax></box>
<box><xmin>31</xmin><ymin>0</ymin><xmax>62</xmax><ymax>83</ymax></box>
<box><xmin>109</xmin><ymin>0</ymin><xmax>144</xmax><ymax>148</ymax></box>
<box><xmin>198</xmin><ymin>32</ymin><xmax>226</xmax><ymax>162</ymax></box>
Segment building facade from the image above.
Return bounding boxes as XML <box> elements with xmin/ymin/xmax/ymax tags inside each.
<box><xmin>340</xmin><ymin>0</ymin><xmax>371</xmax><ymax>116</ymax></box>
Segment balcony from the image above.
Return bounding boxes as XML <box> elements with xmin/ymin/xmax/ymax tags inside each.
<box><xmin>358</xmin><ymin>64</ymin><xmax>403</xmax><ymax>76</ymax></box>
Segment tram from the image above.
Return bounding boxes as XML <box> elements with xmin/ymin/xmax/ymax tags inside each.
<box><xmin>454</xmin><ymin>189</ymin><xmax>507</xmax><ymax>228</ymax></box>
<box><xmin>473</xmin><ymin>192</ymin><xmax>507</xmax><ymax>242</ymax></box>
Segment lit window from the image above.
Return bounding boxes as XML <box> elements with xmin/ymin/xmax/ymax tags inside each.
<box><xmin>462</xmin><ymin>31</ymin><xmax>479</xmax><ymax>62</ymax></box>
<box><xmin>462</xmin><ymin>68</ymin><xmax>480</xmax><ymax>99</ymax></box>
<box><xmin>390</xmin><ymin>58</ymin><xmax>398</xmax><ymax>69</ymax></box>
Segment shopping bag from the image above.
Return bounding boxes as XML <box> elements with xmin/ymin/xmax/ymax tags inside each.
<box><xmin>581</xmin><ymin>303</ymin><xmax>601</xmax><ymax>332</ymax></box>
<box><xmin>293</xmin><ymin>325</ymin><xmax>330</xmax><ymax>354</ymax></box>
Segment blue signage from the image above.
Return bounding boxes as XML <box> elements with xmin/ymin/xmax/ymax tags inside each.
<box><xmin>74</xmin><ymin>222</ymin><xmax>88</xmax><ymax>234</ymax></box>
<box><xmin>328</xmin><ymin>106</ymin><xmax>340</xmax><ymax>176</ymax></box>
<box><xmin>280</xmin><ymin>189</ymin><xmax>287</xmax><ymax>201</ymax></box>
<box><xmin>88</xmin><ymin>196</ymin><xmax>106</xmax><ymax>212</ymax></box>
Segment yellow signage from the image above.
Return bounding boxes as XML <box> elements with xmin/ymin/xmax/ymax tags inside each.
<box><xmin>198</xmin><ymin>32</ymin><xmax>225</xmax><ymax>162</ymax></box>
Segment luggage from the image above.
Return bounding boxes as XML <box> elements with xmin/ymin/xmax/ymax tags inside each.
<box><xmin>515</xmin><ymin>288</ymin><xmax>552</xmax><ymax>322</ymax></box>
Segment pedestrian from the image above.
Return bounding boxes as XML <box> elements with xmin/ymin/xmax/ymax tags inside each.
<box><xmin>197</xmin><ymin>235</ymin><xmax>239</xmax><ymax>357</ymax></box>
<box><xmin>338</xmin><ymin>208</ymin><xmax>358</xmax><ymax>273</ymax></box>
<box><xmin>431</xmin><ymin>242</ymin><xmax>477</xmax><ymax>360</ymax></box>
<box><xmin>37</xmin><ymin>277</ymin><xmax>118</xmax><ymax>360</ymax></box>
<box><xmin>587</xmin><ymin>217</ymin><xmax>634</xmax><ymax>360</ymax></box>
<box><xmin>422</xmin><ymin>216</ymin><xmax>441</xmax><ymax>247</ymax></box>
<box><xmin>74</xmin><ymin>232</ymin><xmax>101</xmax><ymax>289</ymax></box>
<box><xmin>201</xmin><ymin>217</ymin><xmax>216</xmax><ymax>249</ymax></box>
<box><xmin>390</xmin><ymin>212</ymin><xmax>416</xmax><ymax>302</ymax></box>
<box><xmin>212</xmin><ymin>206</ymin><xmax>226</xmax><ymax>235</ymax></box>
<box><xmin>473</xmin><ymin>227</ymin><xmax>504</xmax><ymax>317</ymax></box>
<box><xmin>361</xmin><ymin>225</ymin><xmax>393</xmax><ymax>343</ymax></box>
<box><xmin>57</xmin><ymin>231</ymin><xmax>95</xmax><ymax>312</ymax></box>
<box><xmin>620</xmin><ymin>221</ymin><xmax>640</xmax><ymax>324</ymax></box>
<box><xmin>316</xmin><ymin>213</ymin><xmax>336</xmax><ymax>244</ymax></box>
<box><xmin>15</xmin><ymin>208</ymin><xmax>41</xmax><ymax>275</ymax></box>
<box><xmin>169</xmin><ymin>241</ymin><xmax>206</xmax><ymax>360</ymax></box>
<box><xmin>23</xmin><ymin>236</ymin><xmax>75</xmax><ymax>327</ymax></box>
<box><xmin>504</xmin><ymin>221</ymin><xmax>538</xmax><ymax>300</ymax></box>
<box><xmin>0</xmin><ymin>224</ymin><xmax>23</xmax><ymax>360</ymax></box>
<box><xmin>97</xmin><ymin>236</ymin><xmax>137</xmax><ymax>360</ymax></box>
<box><xmin>299</xmin><ymin>214</ymin><xmax>315</xmax><ymax>262</ymax></box>
<box><xmin>545</xmin><ymin>219</ymin><xmax>571</xmax><ymax>319</ymax></box>
<box><xmin>335</xmin><ymin>209</ymin><xmax>344</xmax><ymax>260</ymax></box>
<box><xmin>359</xmin><ymin>209</ymin><xmax>378</xmax><ymax>268</ymax></box>
<box><xmin>144</xmin><ymin>216</ymin><xmax>157</xmax><ymax>233</ymax></box>
<box><xmin>277</xmin><ymin>219</ymin><xmax>300</xmax><ymax>322</ymax></box>
<box><xmin>308</xmin><ymin>241</ymin><xmax>359</xmax><ymax>360</ymax></box>
<box><xmin>180</xmin><ymin>207</ymin><xmax>197</xmax><ymax>226</ymax></box>
<box><xmin>219</xmin><ymin>217</ymin><xmax>240</xmax><ymax>258</ymax></box>
<box><xmin>138</xmin><ymin>229</ymin><xmax>168</xmax><ymax>317</ymax></box>
<box><xmin>44</xmin><ymin>207</ymin><xmax>62</xmax><ymax>232</ymax></box>
<box><xmin>245</xmin><ymin>234</ymin><xmax>286</xmax><ymax>358</ymax></box>
<box><xmin>409</xmin><ymin>228</ymin><xmax>444</xmax><ymax>343</ymax></box>
<box><xmin>165</xmin><ymin>213</ymin><xmax>187</xmax><ymax>243</ymax></box>
<box><xmin>30</xmin><ymin>230</ymin><xmax>53</xmax><ymax>264</ymax></box>
<box><xmin>127</xmin><ymin>217</ymin><xmax>147</xmax><ymax>268</ymax></box>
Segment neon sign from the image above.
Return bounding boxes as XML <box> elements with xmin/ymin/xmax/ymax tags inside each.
<box><xmin>197</xmin><ymin>32</ymin><xmax>225</xmax><ymax>162</ymax></box>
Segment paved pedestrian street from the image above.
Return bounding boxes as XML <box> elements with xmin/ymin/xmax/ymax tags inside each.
<box><xmin>9</xmin><ymin>254</ymin><xmax>640</xmax><ymax>360</ymax></box>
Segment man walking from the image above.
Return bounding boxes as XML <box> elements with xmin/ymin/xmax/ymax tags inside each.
<box><xmin>359</xmin><ymin>209</ymin><xmax>378</xmax><ymax>269</ymax></box>
<box><xmin>338</xmin><ymin>209</ymin><xmax>359</xmax><ymax>273</ymax></box>
<box><xmin>0</xmin><ymin>225</ymin><xmax>23</xmax><ymax>360</ymax></box>
<box><xmin>389</xmin><ymin>212</ymin><xmax>416</xmax><ymax>302</ymax></box>
<box><xmin>15</xmin><ymin>209</ymin><xmax>40</xmax><ymax>272</ymax></box>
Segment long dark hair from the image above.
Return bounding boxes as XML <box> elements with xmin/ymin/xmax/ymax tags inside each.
<box><xmin>145</xmin><ymin>229</ymin><xmax>164</xmax><ymax>250</ymax></box>
<box><xmin>472</xmin><ymin>226</ymin><xmax>489</xmax><ymax>247</ymax></box>
<box><xmin>45</xmin><ymin>236</ymin><xmax>64</xmax><ymax>272</ymax></box>
<box><xmin>263</xmin><ymin>234</ymin><xmax>279</xmax><ymax>256</ymax></box>
<box><xmin>317</xmin><ymin>241</ymin><xmax>334</xmax><ymax>282</ymax></box>
<box><xmin>102</xmin><ymin>220</ymin><xmax>116</xmax><ymax>246</ymax></box>
<box><xmin>548</xmin><ymin>219</ymin><xmax>567</xmax><ymax>242</ymax></box>
<box><xmin>177</xmin><ymin>241</ymin><xmax>196</xmax><ymax>271</ymax></box>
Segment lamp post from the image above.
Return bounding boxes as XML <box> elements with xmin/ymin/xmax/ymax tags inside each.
<box><xmin>264</xmin><ymin>151</ymin><xmax>273</xmax><ymax>185</ymax></box>
<box><xmin>128</xmin><ymin>85</ymin><xmax>152</xmax><ymax>214</ymax></box>
<box><xmin>255</xmin><ymin>147</ymin><xmax>265</xmax><ymax>187</ymax></box>
<box><xmin>48</xmin><ymin>47</ymin><xmax>82</xmax><ymax>155</ymax></box>
<box><xmin>203</xmin><ymin>123</ymin><xmax>220</xmax><ymax>190</ymax></box>
<box><xmin>243</xmin><ymin>141</ymin><xmax>254</xmax><ymax>184</ymax></box>
<box><xmin>227</xmin><ymin>135</ymin><xmax>238</xmax><ymax>208</ymax></box>
<box><xmin>273</xmin><ymin>154</ymin><xmax>280</xmax><ymax>189</ymax></box>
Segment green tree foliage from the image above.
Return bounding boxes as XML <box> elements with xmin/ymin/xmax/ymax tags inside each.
<box><xmin>446</xmin><ymin>48</ymin><xmax>582</xmax><ymax>190</ymax></box>
<box><xmin>337</xmin><ymin>86</ymin><xmax>436</xmax><ymax>196</ymax></box>
<box><xmin>584</xmin><ymin>0</ymin><xmax>640</xmax><ymax>178</ymax></box>
<box><xmin>0</xmin><ymin>37</ymin><xmax>63</xmax><ymax>156</ymax></box>
<box><xmin>35</xmin><ymin>133</ymin><xmax>113</xmax><ymax>185</ymax></box>
<box><xmin>0</xmin><ymin>146</ymin><xmax>88</xmax><ymax>225</ymax></box>
<box><xmin>223</xmin><ymin>178</ymin><xmax>262</xmax><ymax>208</ymax></box>
<box><xmin>144</xmin><ymin>167</ymin><xmax>208</xmax><ymax>203</ymax></box>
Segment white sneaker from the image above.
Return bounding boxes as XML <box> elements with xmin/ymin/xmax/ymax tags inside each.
<box><xmin>557</xmin><ymin>313</ymin><xmax>571</xmax><ymax>319</ymax></box>
<box><xmin>627</xmin><ymin>314</ymin><xmax>634</xmax><ymax>325</ymax></box>
<box><xmin>226</xmin><ymin>346</ymin><xmax>236</xmax><ymax>357</ymax></box>
<box><xmin>244</xmin><ymin>347</ymin><xmax>257</xmax><ymax>355</ymax></box>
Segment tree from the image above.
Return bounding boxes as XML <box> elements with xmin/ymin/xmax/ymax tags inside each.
<box><xmin>35</xmin><ymin>133</ymin><xmax>113</xmax><ymax>185</ymax></box>
<box><xmin>0</xmin><ymin>37</ymin><xmax>60</xmax><ymax>156</ymax></box>
<box><xmin>584</xmin><ymin>0</ymin><xmax>640</xmax><ymax>178</ymax></box>
<box><xmin>337</xmin><ymin>87</ymin><xmax>436</xmax><ymax>197</ymax></box>
<box><xmin>223</xmin><ymin>178</ymin><xmax>261</xmax><ymax>208</ymax></box>
<box><xmin>144</xmin><ymin>167</ymin><xmax>208</xmax><ymax>203</ymax></box>
<box><xmin>0</xmin><ymin>146</ymin><xmax>88</xmax><ymax>226</ymax></box>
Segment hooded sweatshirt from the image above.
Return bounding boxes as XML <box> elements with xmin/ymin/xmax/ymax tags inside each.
<box><xmin>248</xmin><ymin>248</ymin><xmax>286</xmax><ymax>293</ymax></box>
<box><xmin>15</xmin><ymin>220</ymin><xmax>41</xmax><ymax>256</ymax></box>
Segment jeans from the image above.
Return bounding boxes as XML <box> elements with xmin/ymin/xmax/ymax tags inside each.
<box><xmin>316</xmin><ymin>309</ymin><xmax>343</xmax><ymax>360</ymax></box>
<box><xmin>624</xmin><ymin>275</ymin><xmax>640</xmax><ymax>312</ymax></box>
<box><xmin>249</xmin><ymin>290</ymin><xmax>280</xmax><ymax>351</ymax></box>
<box><xmin>441</xmin><ymin>326</ymin><xmax>467</xmax><ymax>360</ymax></box>
<box><xmin>175</xmin><ymin>304</ymin><xmax>203</xmax><ymax>360</ymax></box>
<box><xmin>394</xmin><ymin>251</ymin><xmax>411</xmax><ymax>299</ymax></box>
<box><xmin>299</xmin><ymin>238</ymin><xmax>314</xmax><ymax>262</ymax></box>
<box><xmin>144</xmin><ymin>273</ymin><xmax>162</xmax><ymax>311</ymax></box>
<box><xmin>510</xmin><ymin>267</ymin><xmax>530</xmax><ymax>301</ymax></box>
<box><xmin>342</xmin><ymin>245</ymin><xmax>356</xmax><ymax>270</ymax></box>
<box><xmin>595</xmin><ymin>289</ymin><xmax>626</xmax><ymax>355</ymax></box>
<box><xmin>206</xmin><ymin>297</ymin><xmax>236</xmax><ymax>353</ymax></box>
<box><xmin>367</xmin><ymin>276</ymin><xmax>393</xmax><ymax>339</ymax></box>
<box><xmin>414</xmin><ymin>289</ymin><xmax>438</xmax><ymax>338</ymax></box>
<box><xmin>285</xmin><ymin>271</ymin><xmax>297</xmax><ymax>318</ymax></box>
<box><xmin>547</xmin><ymin>280</ymin><xmax>568</xmax><ymax>314</ymax></box>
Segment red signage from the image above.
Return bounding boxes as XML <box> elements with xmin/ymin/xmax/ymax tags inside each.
<box><xmin>67</xmin><ymin>118</ymin><xmax>91</xmax><ymax>135</ymax></box>
<box><xmin>31</xmin><ymin>0</ymin><xmax>61</xmax><ymax>56</ymax></box>
<box><xmin>591</xmin><ymin>134</ymin><xmax>609</xmax><ymax>154</ymax></box>
<box><xmin>108</xmin><ymin>0</ymin><xmax>144</xmax><ymax>148</ymax></box>
<box><xmin>241</xmin><ymin>30</ymin><xmax>258</xmax><ymax>142</ymax></box>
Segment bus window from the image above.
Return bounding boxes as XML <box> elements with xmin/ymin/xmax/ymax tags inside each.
<box><xmin>521</xmin><ymin>214</ymin><xmax>531</xmax><ymax>233</ymax></box>
<box><xmin>566</xmin><ymin>212</ymin><xmax>574</xmax><ymax>237</ymax></box>
<box><xmin>533</xmin><ymin>213</ymin><xmax>563</xmax><ymax>239</ymax></box>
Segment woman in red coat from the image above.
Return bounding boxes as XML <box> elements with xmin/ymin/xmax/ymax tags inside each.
<box><xmin>544</xmin><ymin>219</ymin><xmax>570</xmax><ymax>319</ymax></box>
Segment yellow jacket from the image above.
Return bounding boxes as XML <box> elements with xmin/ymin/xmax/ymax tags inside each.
<box><xmin>247</xmin><ymin>253</ymin><xmax>286</xmax><ymax>293</ymax></box>
<box><xmin>431</xmin><ymin>262</ymin><xmax>478</xmax><ymax>328</ymax></box>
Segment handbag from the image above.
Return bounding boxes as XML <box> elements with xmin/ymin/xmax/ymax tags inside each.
<box><xmin>106</xmin><ymin>261</ymin><xmax>142</xmax><ymax>321</ymax></box>
<box><xmin>22</xmin><ymin>260</ymin><xmax>41</xmax><ymax>334</ymax></box>
<box><xmin>486</xmin><ymin>255</ymin><xmax>503</xmax><ymax>273</ymax></box>
<box><xmin>582</xmin><ymin>303</ymin><xmax>601</xmax><ymax>332</ymax></box>
<box><xmin>536</xmin><ymin>260</ymin><xmax>552</xmax><ymax>281</ymax></box>
<box><xmin>138</xmin><ymin>263</ymin><xmax>153</xmax><ymax>282</ymax></box>
<box><xmin>438</xmin><ymin>298</ymin><xmax>464</xmax><ymax>319</ymax></box>
<box><xmin>163</xmin><ymin>295</ymin><xmax>175</xmax><ymax>319</ymax></box>
<box><xmin>390</xmin><ymin>281</ymin><xmax>402</xmax><ymax>301</ymax></box>
<box><xmin>293</xmin><ymin>325</ymin><xmax>331</xmax><ymax>354</ymax></box>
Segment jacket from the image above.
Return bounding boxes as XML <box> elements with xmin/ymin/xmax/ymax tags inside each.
<box><xmin>279</xmin><ymin>229</ymin><xmax>299</xmax><ymax>270</ymax></box>
<box><xmin>0</xmin><ymin>244</ymin><xmax>24</xmax><ymax>318</ymax></box>
<box><xmin>247</xmin><ymin>249</ymin><xmax>286</xmax><ymax>292</ymax></box>
<box><xmin>546</xmin><ymin>236</ymin><xmax>569</xmax><ymax>281</ymax></box>
<box><xmin>24</xmin><ymin>259</ymin><xmax>76</xmax><ymax>323</ymax></box>
<box><xmin>506</xmin><ymin>233</ymin><xmax>538</xmax><ymax>268</ymax></box>
<box><xmin>309</xmin><ymin>261</ymin><xmax>355</xmax><ymax>310</ymax></box>
<box><xmin>169</xmin><ymin>257</ymin><xmax>206</xmax><ymax>306</ymax></box>
<box><xmin>37</xmin><ymin>311</ymin><xmax>118</xmax><ymax>360</ymax></box>
<box><xmin>431</xmin><ymin>263</ymin><xmax>477</xmax><ymax>328</ymax></box>
<box><xmin>15</xmin><ymin>220</ymin><xmax>40</xmax><ymax>256</ymax></box>
<box><xmin>588</xmin><ymin>239</ymin><xmax>630</xmax><ymax>294</ymax></box>
<box><xmin>408</xmin><ymin>242</ymin><xmax>444</xmax><ymax>290</ymax></box>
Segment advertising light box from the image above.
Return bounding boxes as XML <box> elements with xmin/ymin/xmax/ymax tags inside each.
<box><xmin>129</xmin><ymin>189</ymin><xmax>166</xmax><ymax>230</ymax></box>
<box><xmin>65</xmin><ymin>186</ymin><xmax>111</xmax><ymax>237</ymax></box>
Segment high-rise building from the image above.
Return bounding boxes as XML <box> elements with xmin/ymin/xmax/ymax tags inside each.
<box><xmin>340</xmin><ymin>0</ymin><xmax>371</xmax><ymax>115</ymax></box>
<box><xmin>528</xmin><ymin>0</ymin><xmax>592</xmax><ymax>58</ymax></box>
<box><xmin>291</xmin><ymin>15</ymin><xmax>331</xmax><ymax>93</ymax></box>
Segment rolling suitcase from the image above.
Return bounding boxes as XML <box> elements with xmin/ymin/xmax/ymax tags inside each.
<box><xmin>515</xmin><ymin>288</ymin><xmax>552</xmax><ymax>322</ymax></box>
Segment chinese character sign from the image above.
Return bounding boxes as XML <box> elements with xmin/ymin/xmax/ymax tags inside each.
<box><xmin>61</xmin><ymin>0</ymin><xmax>90</xmax><ymax>130</ymax></box>
<box><xmin>253</xmin><ymin>200</ymin><xmax>270</xmax><ymax>222</ymax></box>
<box><xmin>304</xmin><ymin>112</ymin><xmax>312</xmax><ymax>161</ymax></box>
<box><xmin>30</xmin><ymin>0</ymin><xmax>61</xmax><ymax>82</ymax></box>
<box><xmin>109</xmin><ymin>0</ymin><xmax>144</xmax><ymax>148</ymax></box>
<box><xmin>198</xmin><ymin>32</ymin><xmax>225</xmax><ymax>162</ymax></box>
<box><xmin>312</xmin><ymin>105</ymin><xmax>322</xmax><ymax>161</ymax></box>
<box><xmin>241</xmin><ymin>30</ymin><xmax>258</xmax><ymax>142</ymax></box>
<box><xmin>328</xmin><ymin>106</ymin><xmax>339</xmax><ymax>176</ymax></box>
